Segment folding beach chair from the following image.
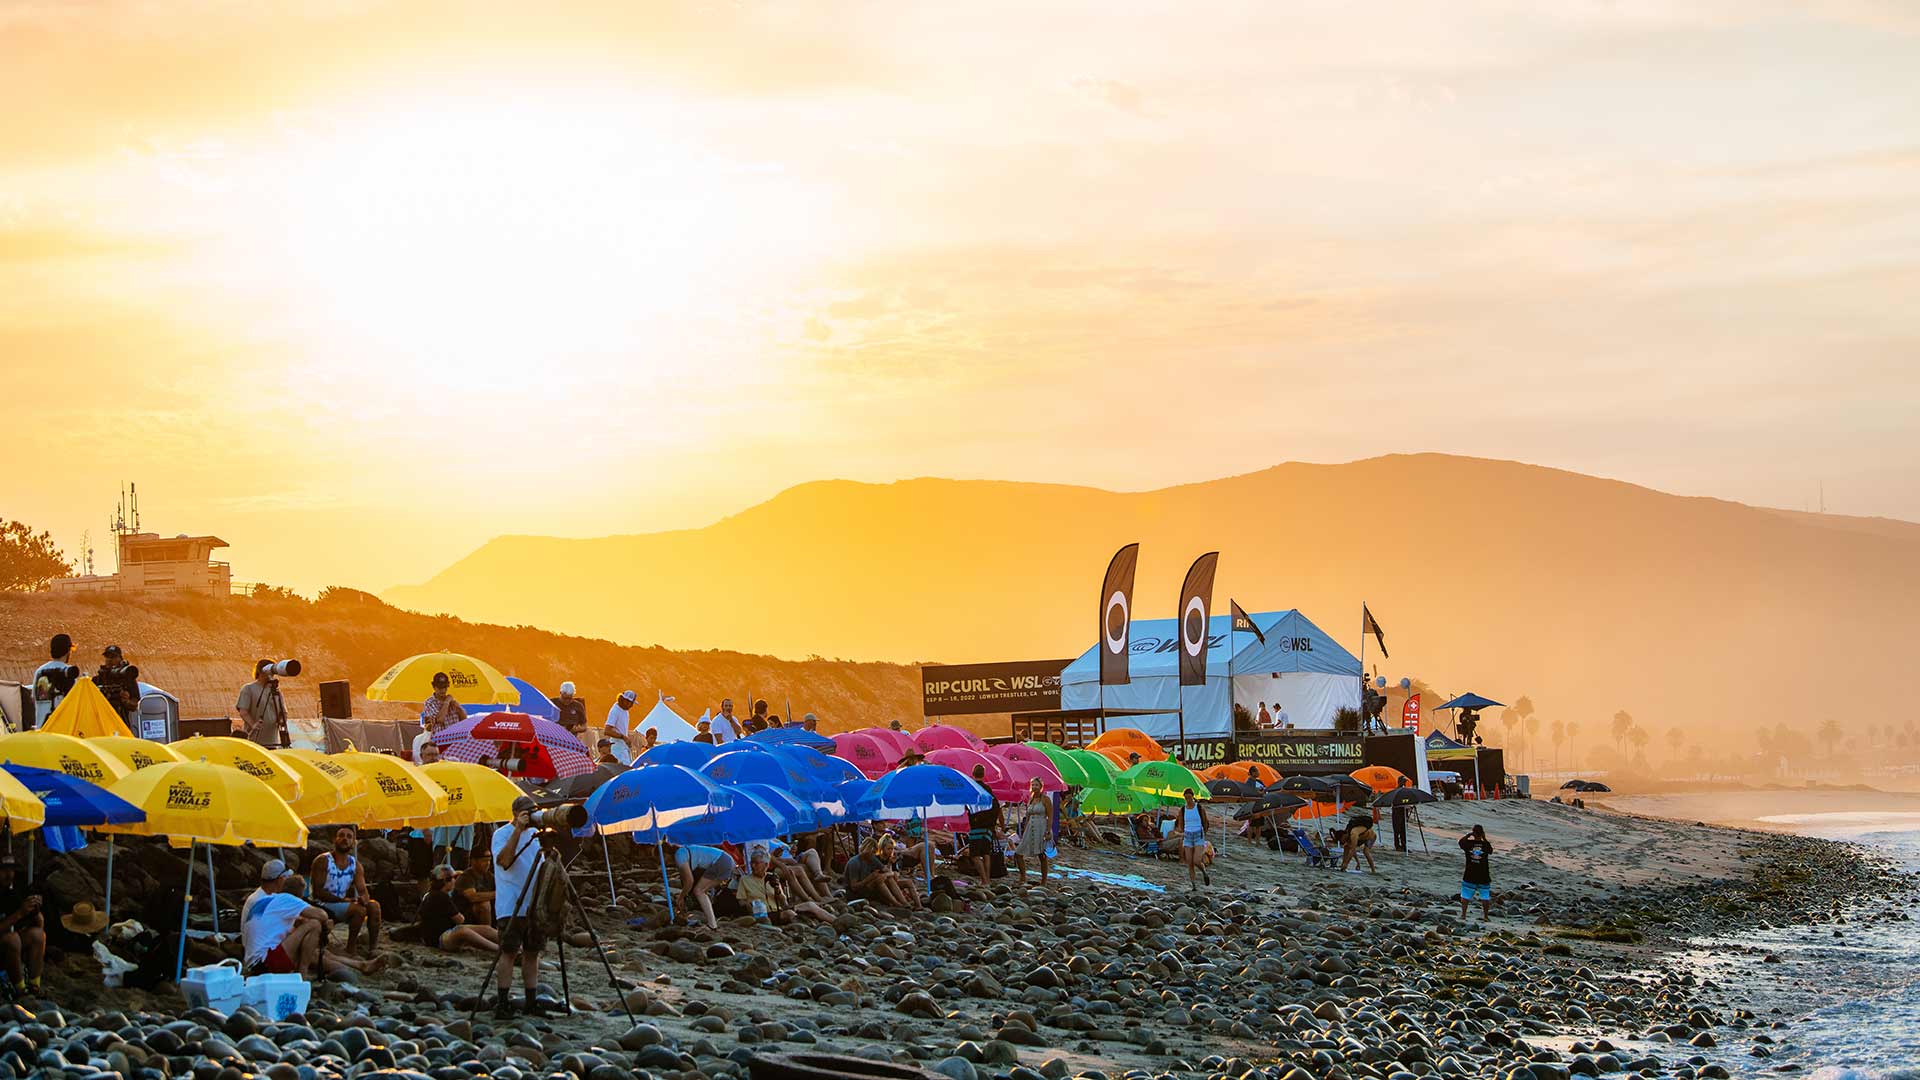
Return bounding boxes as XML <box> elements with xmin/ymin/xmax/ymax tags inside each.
<box><xmin>1291</xmin><ymin>827</ymin><xmax>1335</xmax><ymax>869</ymax></box>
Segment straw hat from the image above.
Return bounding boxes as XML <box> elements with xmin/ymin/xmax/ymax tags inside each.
<box><xmin>62</xmin><ymin>901</ymin><xmax>108</xmax><ymax>934</ymax></box>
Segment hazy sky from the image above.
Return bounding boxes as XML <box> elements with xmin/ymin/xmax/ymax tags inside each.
<box><xmin>5</xmin><ymin>1</ymin><xmax>1917</xmax><ymax>593</ymax></box>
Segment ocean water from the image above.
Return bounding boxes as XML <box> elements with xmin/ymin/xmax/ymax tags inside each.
<box><xmin>1695</xmin><ymin>811</ymin><xmax>1920</xmax><ymax>1079</ymax></box>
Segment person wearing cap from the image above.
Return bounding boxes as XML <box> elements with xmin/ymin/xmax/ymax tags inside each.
<box><xmin>605</xmin><ymin>690</ymin><xmax>637</xmax><ymax>746</ymax></box>
<box><xmin>693</xmin><ymin>717</ymin><xmax>717</xmax><ymax>745</ymax></box>
<box><xmin>594</xmin><ymin>736</ymin><xmax>631</xmax><ymax>767</ymax></box>
<box><xmin>418</xmin><ymin>865</ymin><xmax>500</xmax><ymax>954</ymax></box>
<box><xmin>801</xmin><ymin>712</ymin><xmax>819</xmax><ymax>733</ymax></box>
<box><xmin>92</xmin><ymin>644</ymin><xmax>141</xmax><ymax>722</ymax></box>
<box><xmin>490</xmin><ymin>795</ymin><xmax>549</xmax><ymax>1017</ymax></box>
<box><xmin>31</xmin><ymin>634</ymin><xmax>79</xmax><ymax>730</ymax></box>
<box><xmin>0</xmin><ymin>854</ymin><xmax>46</xmax><ymax>994</ymax></box>
<box><xmin>554</xmin><ymin>681</ymin><xmax>588</xmax><ymax>741</ymax></box>
<box><xmin>243</xmin><ymin>858</ymin><xmax>294</xmax><ymax>925</ymax></box>
<box><xmin>417</xmin><ymin>673</ymin><xmax>465</xmax><ymax>761</ymax></box>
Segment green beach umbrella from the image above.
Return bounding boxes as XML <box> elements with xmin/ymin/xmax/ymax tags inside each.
<box><xmin>1079</xmin><ymin>786</ymin><xmax>1176</xmax><ymax>815</ymax></box>
<box><xmin>1117</xmin><ymin>759</ymin><xmax>1212</xmax><ymax>800</ymax></box>
<box><xmin>1064</xmin><ymin>749</ymin><xmax>1120</xmax><ymax>789</ymax></box>
<box><xmin>1024</xmin><ymin>742</ymin><xmax>1093</xmax><ymax>787</ymax></box>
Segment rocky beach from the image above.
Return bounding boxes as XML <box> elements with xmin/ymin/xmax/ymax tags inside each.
<box><xmin>11</xmin><ymin>797</ymin><xmax>1917</xmax><ymax>1080</ymax></box>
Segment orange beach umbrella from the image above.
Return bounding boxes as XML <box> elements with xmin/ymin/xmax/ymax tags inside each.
<box><xmin>1089</xmin><ymin>728</ymin><xmax>1166</xmax><ymax>762</ymax></box>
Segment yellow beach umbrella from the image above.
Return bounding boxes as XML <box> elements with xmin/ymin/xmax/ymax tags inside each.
<box><xmin>40</xmin><ymin>678</ymin><xmax>134</xmax><ymax>739</ymax></box>
<box><xmin>365</xmin><ymin>651</ymin><xmax>518</xmax><ymax>705</ymax></box>
<box><xmin>276</xmin><ymin>753</ymin><xmax>366</xmax><ymax>821</ymax></box>
<box><xmin>91</xmin><ymin>736</ymin><xmax>184</xmax><ymax>773</ymax></box>
<box><xmin>0</xmin><ymin>730</ymin><xmax>131</xmax><ymax>787</ymax></box>
<box><xmin>417</xmin><ymin>761</ymin><xmax>524</xmax><ymax>826</ymax></box>
<box><xmin>0</xmin><ymin>770</ymin><xmax>46</xmax><ymax>832</ymax></box>
<box><xmin>103</xmin><ymin>760</ymin><xmax>306</xmax><ymax>847</ymax></box>
<box><xmin>169</xmin><ymin>736</ymin><xmax>303</xmax><ymax>803</ymax></box>
<box><xmin>329</xmin><ymin>751</ymin><xmax>450</xmax><ymax>827</ymax></box>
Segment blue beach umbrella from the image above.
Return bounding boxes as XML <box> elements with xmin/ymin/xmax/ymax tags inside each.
<box><xmin>745</xmin><ymin>727</ymin><xmax>837</xmax><ymax>752</ymax></box>
<box><xmin>862</xmin><ymin>764</ymin><xmax>992</xmax><ymax>888</ymax></box>
<box><xmin>1436</xmin><ymin>692</ymin><xmax>1504</xmax><ymax>712</ymax></box>
<box><xmin>640</xmin><ymin>741</ymin><xmax>720</xmax><ymax>769</ymax></box>
<box><xmin>699</xmin><ymin>748</ymin><xmax>813</xmax><ymax>791</ymax></box>
<box><xmin>834</xmin><ymin>778</ymin><xmax>878</xmax><ymax>825</ymax></box>
<box><xmin>665</xmin><ymin>788</ymin><xmax>803</xmax><ymax>846</ymax></box>
<box><xmin>4</xmin><ymin>763</ymin><xmax>147</xmax><ymax>914</ymax></box>
<box><xmin>585</xmin><ymin>764</ymin><xmax>735</xmax><ymax>921</ymax></box>
<box><xmin>737</xmin><ymin>784</ymin><xmax>824</xmax><ymax>832</ymax></box>
<box><xmin>766</xmin><ymin>745</ymin><xmax>863</xmax><ymax>789</ymax></box>
<box><xmin>465</xmin><ymin>676</ymin><xmax>558</xmax><ymax>721</ymax></box>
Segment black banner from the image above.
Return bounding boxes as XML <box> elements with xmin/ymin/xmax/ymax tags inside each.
<box><xmin>1166</xmin><ymin>733</ymin><xmax>1367</xmax><ymax>772</ymax></box>
<box><xmin>1100</xmin><ymin>543</ymin><xmax>1139</xmax><ymax>686</ymax></box>
<box><xmin>922</xmin><ymin>660</ymin><xmax>1069</xmax><ymax>717</ymax></box>
<box><xmin>1177</xmin><ymin>552</ymin><xmax>1219</xmax><ymax>687</ymax></box>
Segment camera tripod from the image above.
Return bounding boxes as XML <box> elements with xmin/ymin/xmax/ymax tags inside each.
<box><xmin>465</xmin><ymin>829</ymin><xmax>637</xmax><ymax>1027</ymax></box>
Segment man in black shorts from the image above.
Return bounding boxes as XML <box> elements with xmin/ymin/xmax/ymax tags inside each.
<box><xmin>490</xmin><ymin>797</ymin><xmax>551</xmax><ymax>1017</ymax></box>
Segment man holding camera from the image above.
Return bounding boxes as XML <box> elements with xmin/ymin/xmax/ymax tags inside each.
<box><xmin>93</xmin><ymin>645</ymin><xmax>141</xmax><ymax>723</ymax></box>
<box><xmin>491</xmin><ymin>795</ymin><xmax>550</xmax><ymax>1018</ymax></box>
<box><xmin>31</xmin><ymin>634</ymin><xmax>80</xmax><ymax>730</ymax></box>
<box><xmin>234</xmin><ymin>660</ymin><xmax>292</xmax><ymax>748</ymax></box>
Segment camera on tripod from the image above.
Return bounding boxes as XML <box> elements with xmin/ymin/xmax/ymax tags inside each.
<box><xmin>257</xmin><ymin>658</ymin><xmax>302</xmax><ymax>681</ymax></box>
<box><xmin>527</xmin><ymin>803</ymin><xmax>587</xmax><ymax>833</ymax></box>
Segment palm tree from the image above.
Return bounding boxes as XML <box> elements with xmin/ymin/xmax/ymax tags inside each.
<box><xmin>1500</xmin><ymin>707</ymin><xmax>1520</xmax><ymax>755</ymax></box>
<box><xmin>1665</xmin><ymin>727</ymin><xmax>1683</xmax><ymax>760</ymax></box>
<box><xmin>1524</xmin><ymin>713</ymin><xmax>1542</xmax><ymax>774</ymax></box>
<box><xmin>1551</xmin><ymin>718</ymin><xmax>1566</xmax><ymax>776</ymax></box>
<box><xmin>1514</xmin><ymin>695</ymin><xmax>1535</xmax><ymax>771</ymax></box>
<box><xmin>1611</xmin><ymin>710</ymin><xmax>1634</xmax><ymax>756</ymax></box>
<box><xmin>1627</xmin><ymin>724</ymin><xmax>1650</xmax><ymax>770</ymax></box>
<box><xmin>1566</xmin><ymin>721</ymin><xmax>1581</xmax><ymax>771</ymax></box>
<box><xmin>1818</xmin><ymin>718</ymin><xmax>1842</xmax><ymax>758</ymax></box>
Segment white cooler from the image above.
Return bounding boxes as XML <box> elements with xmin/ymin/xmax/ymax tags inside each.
<box><xmin>245</xmin><ymin>972</ymin><xmax>312</xmax><ymax>1021</ymax></box>
<box><xmin>179</xmin><ymin>959</ymin><xmax>247</xmax><ymax>1014</ymax></box>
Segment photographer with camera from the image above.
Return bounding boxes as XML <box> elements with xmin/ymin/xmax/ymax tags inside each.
<box><xmin>92</xmin><ymin>645</ymin><xmax>142</xmax><ymax>723</ymax></box>
<box><xmin>233</xmin><ymin>659</ymin><xmax>299</xmax><ymax>748</ymax></box>
<box><xmin>490</xmin><ymin>796</ymin><xmax>550</xmax><ymax>1018</ymax></box>
<box><xmin>30</xmin><ymin>634</ymin><xmax>81</xmax><ymax>730</ymax></box>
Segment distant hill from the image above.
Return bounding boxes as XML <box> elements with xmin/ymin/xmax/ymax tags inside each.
<box><xmin>384</xmin><ymin>454</ymin><xmax>1920</xmax><ymax>737</ymax></box>
<box><xmin>0</xmin><ymin>591</ymin><xmax>921</xmax><ymax>732</ymax></box>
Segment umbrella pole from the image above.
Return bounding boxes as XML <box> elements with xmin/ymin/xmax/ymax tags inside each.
<box><xmin>602</xmin><ymin>832</ymin><xmax>617</xmax><ymax>904</ymax></box>
<box><xmin>654</xmin><ymin>833</ymin><xmax>675</xmax><ymax>922</ymax></box>
<box><xmin>105</xmin><ymin>836</ymin><xmax>116</xmax><ymax>923</ymax></box>
<box><xmin>920</xmin><ymin>813</ymin><xmax>932</xmax><ymax>893</ymax></box>
<box><xmin>1417</xmin><ymin>807</ymin><xmax>1430</xmax><ymax>855</ymax></box>
<box><xmin>207</xmin><ymin>845</ymin><xmax>220</xmax><ymax>936</ymax></box>
<box><xmin>175</xmin><ymin>841</ymin><xmax>196</xmax><ymax>982</ymax></box>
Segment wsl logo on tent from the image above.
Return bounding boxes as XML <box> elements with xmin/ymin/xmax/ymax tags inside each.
<box><xmin>166</xmin><ymin>781</ymin><xmax>212</xmax><ymax>809</ymax></box>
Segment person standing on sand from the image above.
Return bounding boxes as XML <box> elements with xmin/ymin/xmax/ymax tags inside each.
<box><xmin>1180</xmin><ymin>788</ymin><xmax>1211</xmax><ymax>889</ymax></box>
<box><xmin>1459</xmin><ymin>825</ymin><xmax>1494</xmax><ymax>920</ymax></box>
<box><xmin>1013</xmin><ymin>777</ymin><xmax>1052</xmax><ymax>886</ymax></box>
<box><xmin>965</xmin><ymin>766</ymin><xmax>1000</xmax><ymax>886</ymax></box>
<box><xmin>1390</xmin><ymin>777</ymin><xmax>1412</xmax><ymax>852</ymax></box>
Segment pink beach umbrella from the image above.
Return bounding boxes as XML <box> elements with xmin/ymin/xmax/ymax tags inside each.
<box><xmin>988</xmin><ymin>743</ymin><xmax>1063</xmax><ymax>776</ymax></box>
<box><xmin>831</xmin><ymin>732</ymin><xmax>899</xmax><ymax>779</ymax></box>
<box><xmin>1000</xmin><ymin>758</ymin><xmax>1067</xmax><ymax>796</ymax></box>
<box><xmin>924</xmin><ymin>747</ymin><xmax>1022</xmax><ymax>800</ymax></box>
<box><xmin>861</xmin><ymin>727</ymin><xmax>918</xmax><ymax>758</ymax></box>
<box><xmin>913</xmin><ymin>725</ymin><xmax>986</xmax><ymax>754</ymax></box>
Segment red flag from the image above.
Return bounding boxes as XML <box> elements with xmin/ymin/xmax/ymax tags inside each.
<box><xmin>1402</xmin><ymin>693</ymin><xmax>1421</xmax><ymax>732</ymax></box>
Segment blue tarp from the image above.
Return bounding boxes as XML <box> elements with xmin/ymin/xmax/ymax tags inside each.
<box><xmin>466</xmin><ymin>676</ymin><xmax>558</xmax><ymax>721</ymax></box>
<box><xmin>1059</xmin><ymin>609</ymin><xmax>1362</xmax><ymax>740</ymax></box>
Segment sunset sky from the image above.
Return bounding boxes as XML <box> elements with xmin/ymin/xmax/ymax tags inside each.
<box><xmin>6</xmin><ymin>1</ymin><xmax>1918</xmax><ymax>594</ymax></box>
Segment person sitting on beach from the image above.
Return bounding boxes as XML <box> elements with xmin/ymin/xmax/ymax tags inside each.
<box><xmin>672</xmin><ymin>844</ymin><xmax>740</xmax><ymax>929</ymax></box>
<box><xmin>310</xmin><ymin>826</ymin><xmax>381</xmax><ymax>957</ymax></box>
<box><xmin>455</xmin><ymin>850</ymin><xmax>494</xmax><ymax>926</ymax></box>
<box><xmin>1458</xmin><ymin>825</ymin><xmax>1494</xmax><ymax>920</ymax></box>
<box><xmin>417</xmin><ymin>864</ymin><xmax>500</xmax><ymax>954</ymax></box>
<box><xmin>243</xmin><ymin>875</ymin><xmax>385</xmax><ymax>979</ymax></box>
<box><xmin>738</xmin><ymin>849</ymin><xmax>832</xmax><ymax>925</ymax></box>
<box><xmin>0</xmin><ymin>854</ymin><xmax>46</xmax><ymax>995</ymax></box>
<box><xmin>845</xmin><ymin>836</ymin><xmax>921</xmax><ymax>910</ymax></box>
<box><xmin>747</xmin><ymin>838</ymin><xmax>828</xmax><ymax>904</ymax></box>
<box><xmin>242</xmin><ymin>857</ymin><xmax>293</xmax><ymax>925</ymax></box>
<box><xmin>1340</xmin><ymin>811</ymin><xmax>1378</xmax><ymax>873</ymax></box>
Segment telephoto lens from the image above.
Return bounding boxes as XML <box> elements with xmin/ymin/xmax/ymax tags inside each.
<box><xmin>529</xmin><ymin>804</ymin><xmax>587</xmax><ymax>831</ymax></box>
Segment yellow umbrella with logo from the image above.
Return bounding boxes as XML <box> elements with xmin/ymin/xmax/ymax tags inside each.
<box><xmin>0</xmin><ymin>770</ymin><xmax>46</xmax><ymax>832</ymax></box>
<box><xmin>365</xmin><ymin>651</ymin><xmax>518</xmax><ymax>705</ymax></box>
<box><xmin>275</xmin><ymin>752</ymin><xmax>366</xmax><ymax>821</ymax></box>
<box><xmin>91</xmin><ymin>736</ymin><xmax>183</xmax><ymax>773</ymax></box>
<box><xmin>417</xmin><ymin>760</ymin><xmax>523</xmax><ymax>826</ymax></box>
<box><xmin>329</xmin><ymin>751</ymin><xmax>450</xmax><ymax>827</ymax></box>
<box><xmin>103</xmin><ymin>760</ymin><xmax>306</xmax><ymax>980</ymax></box>
<box><xmin>39</xmin><ymin>678</ymin><xmax>133</xmax><ymax>739</ymax></box>
<box><xmin>169</xmin><ymin>736</ymin><xmax>302</xmax><ymax>803</ymax></box>
<box><xmin>0</xmin><ymin>730</ymin><xmax>131</xmax><ymax>787</ymax></box>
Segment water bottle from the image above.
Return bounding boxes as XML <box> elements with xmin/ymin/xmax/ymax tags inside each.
<box><xmin>751</xmin><ymin>899</ymin><xmax>769</xmax><ymax>922</ymax></box>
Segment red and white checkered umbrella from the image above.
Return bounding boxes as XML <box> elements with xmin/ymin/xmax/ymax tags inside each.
<box><xmin>433</xmin><ymin>713</ymin><xmax>594</xmax><ymax>780</ymax></box>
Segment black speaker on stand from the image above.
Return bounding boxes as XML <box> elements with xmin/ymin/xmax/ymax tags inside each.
<box><xmin>319</xmin><ymin>680</ymin><xmax>353</xmax><ymax>720</ymax></box>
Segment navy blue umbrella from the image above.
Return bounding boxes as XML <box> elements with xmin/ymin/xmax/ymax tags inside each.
<box><xmin>640</xmin><ymin>741</ymin><xmax>719</xmax><ymax>769</ymax></box>
<box><xmin>766</xmin><ymin>745</ymin><xmax>863</xmax><ymax>790</ymax></box>
<box><xmin>1436</xmin><ymin>693</ymin><xmax>1504</xmax><ymax>711</ymax></box>
<box><xmin>2</xmin><ymin>764</ymin><xmax>144</xmax><ymax>827</ymax></box>
<box><xmin>745</xmin><ymin>727</ymin><xmax>837</xmax><ymax>752</ymax></box>
<box><xmin>665</xmin><ymin>788</ymin><xmax>807</xmax><ymax>846</ymax></box>
<box><xmin>833</xmin><ymin>778</ymin><xmax>878</xmax><ymax>824</ymax></box>
<box><xmin>700</xmin><ymin>748</ymin><xmax>814</xmax><ymax>792</ymax></box>
<box><xmin>861</xmin><ymin>764</ymin><xmax>992</xmax><ymax>888</ymax></box>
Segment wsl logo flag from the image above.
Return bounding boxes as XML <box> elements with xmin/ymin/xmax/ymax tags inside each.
<box><xmin>1229</xmin><ymin>599</ymin><xmax>1264</xmax><ymax>644</ymax></box>
<box><xmin>1177</xmin><ymin>552</ymin><xmax>1220</xmax><ymax>687</ymax></box>
<box><xmin>1099</xmin><ymin>543</ymin><xmax>1140</xmax><ymax>686</ymax></box>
